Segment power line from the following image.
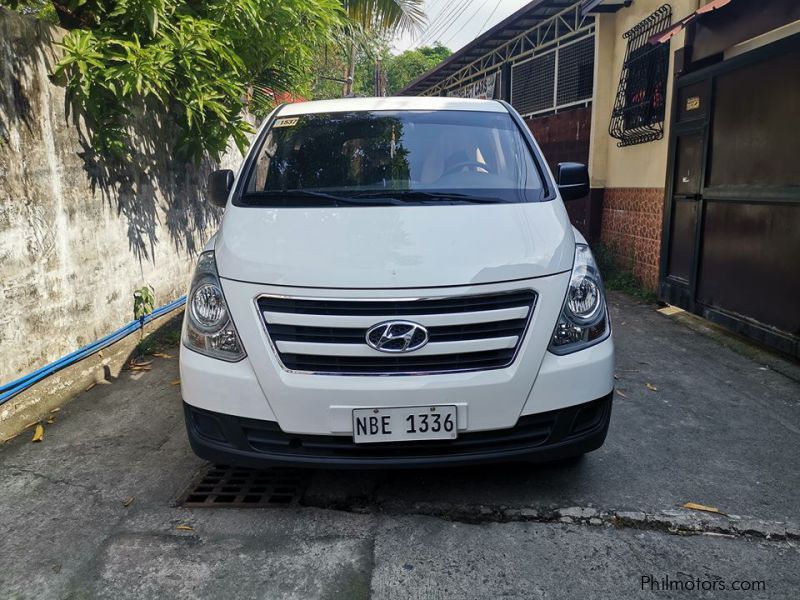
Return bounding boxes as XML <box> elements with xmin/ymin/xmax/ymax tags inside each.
<box><xmin>476</xmin><ymin>0</ymin><xmax>503</xmax><ymax>36</ymax></box>
<box><xmin>426</xmin><ymin>0</ymin><xmax>449</xmax><ymax>14</ymax></box>
<box><xmin>429</xmin><ymin>0</ymin><xmax>481</xmax><ymax>46</ymax></box>
<box><xmin>413</xmin><ymin>0</ymin><xmax>471</xmax><ymax>47</ymax></box>
<box><xmin>410</xmin><ymin>0</ymin><xmax>463</xmax><ymax>46</ymax></box>
<box><xmin>415</xmin><ymin>0</ymin><xmax>478</xmax><ymax>48</ymax></box>
<box><xmin>442</xmin><ymin>0</ymin><xmax>491</xmax><ymax>48</ymax></box>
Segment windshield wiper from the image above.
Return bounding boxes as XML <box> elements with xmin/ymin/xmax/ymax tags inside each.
<box><xmin>241</xmin><ymin>190</ymin><xmax>407</xmax><ymax>206</ymax></box>
<box><xmin>350</xmin><ymin>190</ymin><xmax>503</xmax><ymax>204</ymax></box>
<box><xmin>242</xmin><ymin>189</ymin><xmax>508</xmax><ymax>206</ymax></box>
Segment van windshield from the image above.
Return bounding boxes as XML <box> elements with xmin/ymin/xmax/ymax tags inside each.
<box><xmin>241</xmin><ymin>110</ymin><xmax>546</xmax><ymax>206</ymax></box>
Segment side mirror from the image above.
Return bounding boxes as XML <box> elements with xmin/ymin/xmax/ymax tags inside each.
<box><xmin>208</xmin><ymin>169</ymin><xmax>234</xmax><ymax>207</ymax></box>
<box><xmin>556</xmin><ymin>162</ymin><xmax>589</xmax><ymax>201</ymax></box>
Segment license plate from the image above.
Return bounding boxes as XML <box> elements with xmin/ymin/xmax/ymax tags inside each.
<box><xmin>352</xmin><ymin>406</ymin><xmax>457</xmax><ymax>444</ymax></box>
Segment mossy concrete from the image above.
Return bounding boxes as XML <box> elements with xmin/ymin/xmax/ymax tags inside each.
<box><xmin>0</xmin><ymin>308</ymin><xmax>183</xmax><ymax>443</ymax></box>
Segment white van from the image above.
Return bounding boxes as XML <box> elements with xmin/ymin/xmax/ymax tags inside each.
<box><xmin>180</xmin><ymin>97</ymin><xmax>614</xmax><ymax>468</ymax></box>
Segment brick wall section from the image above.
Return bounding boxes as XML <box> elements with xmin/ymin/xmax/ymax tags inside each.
<box><xmin>524</xmin><ymin>106</ymin><xmax>594</xmax><ymax>240</ymax></box>
<box><xmin>600</xmin><ymin>188</ymin><xmax>665</xmax><ymax>290</ymax></box>
<box><xmin>524</xmin><ymin>106</ymin><xmax>592</xmax><ymax>171</ymax></box>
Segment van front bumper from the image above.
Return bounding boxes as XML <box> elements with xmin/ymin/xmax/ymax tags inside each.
<box><xmin>183</xmin><ymin>392</ymin><xmax>612</xmax><ymax>469</ymax></box>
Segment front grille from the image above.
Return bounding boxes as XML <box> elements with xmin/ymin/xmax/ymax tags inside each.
<box><xmin>258</xmin><ymin>290</ymin><xmax>537</xmax><ymax>375</ymax></box>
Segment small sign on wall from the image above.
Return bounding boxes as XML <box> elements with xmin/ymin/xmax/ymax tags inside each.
<box><xmin>446</xmin><ymin>73</ymin><xmax>497</xmax><ymax>100</ymax></box>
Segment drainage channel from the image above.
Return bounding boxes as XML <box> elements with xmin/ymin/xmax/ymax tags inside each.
<box><xmin>178</xmin><ymin>465</ymin><xmax>308</xmax><ymax>508</ymax></box>
<box><xmin>176</xmin><ymin>466</ymin><xmax>800</xmax><ymax>541</ymax></box>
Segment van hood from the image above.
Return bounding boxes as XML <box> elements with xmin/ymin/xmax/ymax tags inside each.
<box><xmin>214</xmin><ymin>203</ymin><xmax>575</xmax><ymax>288</ymax></box>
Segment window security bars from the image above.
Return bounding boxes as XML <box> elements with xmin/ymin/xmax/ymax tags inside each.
<box><xmin>609</xmin><ymin>4</ymin><xmax>673</xmax><ymax>147</ymax></box>
<box><xmin>557</xmin><ymin>35</ymin><xmax>595</xmax><ymax>106</ymax></box>
<box><xmin>511</xmin><ymin>35</ymin><xmax>594</xmax><ymax>116</ymax></box>
<box><xmin>512</xmin><ymin>53</ymin><xmax>556</xmax><ymax>114</ymax></box>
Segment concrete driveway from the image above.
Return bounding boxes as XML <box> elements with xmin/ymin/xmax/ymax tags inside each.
<box><xmin>1</xmin><ymin>292</ymin><xmax>798</xmax><ymax>599</ymax></box>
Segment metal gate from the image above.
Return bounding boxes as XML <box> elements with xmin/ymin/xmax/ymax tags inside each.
<box><xmin>660</xmin><ymin>35</ymin><xmax>800</xmax><ymax>357</ymax></box>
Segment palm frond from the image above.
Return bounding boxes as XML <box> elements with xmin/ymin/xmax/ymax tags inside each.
<box><xmin>342</xmin><ymin>0</ymin><xmax>425</xmax><ymax>34</ymax></box>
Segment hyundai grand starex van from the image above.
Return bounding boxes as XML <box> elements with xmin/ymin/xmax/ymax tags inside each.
<box><xmin>180</xmin><ymin>97</ymin><xmax>614</xmax><ymax>468</ymax></box>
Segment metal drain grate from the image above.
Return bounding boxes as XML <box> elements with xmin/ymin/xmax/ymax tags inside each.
<box><xmin>178</xmin><ymin>465</ymin><xmax>307</xmax><ymax>507</ymax></box>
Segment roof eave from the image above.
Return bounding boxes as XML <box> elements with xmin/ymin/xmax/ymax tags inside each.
<box><xmin>398</xmin><ymin>0</ymin><xmax>553</xmax><ymax>95</ymax></box>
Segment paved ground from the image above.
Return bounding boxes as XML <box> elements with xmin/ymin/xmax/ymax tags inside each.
<box><xmin>1</xmin><ymin>292</ymin><xmax>798</xmax><ymax>599</ymax></box>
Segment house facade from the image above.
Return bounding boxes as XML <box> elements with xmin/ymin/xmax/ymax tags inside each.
<box><xmin>585</xmin><ymin>0</ymin><xmax>799</xmax><ymax>356</ymax></box>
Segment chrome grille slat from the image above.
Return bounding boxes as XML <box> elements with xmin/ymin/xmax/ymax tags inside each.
<box><xmin>267</xmin><ymin>318</ymin><xmax>529</xmax><ymax>344</ymax></box>
<box><xmin>261</xmin><ymin>305</ymin><xmax>530</xmax><ymax>327</ymax></box>
<box><xmin>275</xmin><ymin>336</ymin><xmax>519</xmax><ymax>357</ymax></box>
<box><xmin>259</xmin><ymin>291</ymin><xmax>536</xmax><ymax>315</ymax></box>
<box><xmin>257</xmin><ymin>290</ymin><xmax>537</xmax><ymax>375</ymax></box>
<box><xmin>279</xmin><ymin>349</ymin><xmax>518</xmax><ymax>373</ymax></box>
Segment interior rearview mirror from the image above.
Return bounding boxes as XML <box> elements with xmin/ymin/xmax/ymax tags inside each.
<box><xmin>208</xmin><ymin>169</ymin><xmax>234</xmax><ymax>207</ymax></box>
<box><xmin>556</xmin><ymin>162</ymin><xmax>589</xmax><ymax>201</ymax></box>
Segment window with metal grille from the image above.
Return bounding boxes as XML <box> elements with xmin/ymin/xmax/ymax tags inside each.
<box><xmin>609</xmin><ymin>5</ymin><xmax>672</xmax><ymax>147</ymax></box>
<box><xmin>512</xmin><ymin>53</ymin><xmax>555</xmax><ymax>115</ymax></box>
<box><xmin>557</xmin><ymin>36</ymin><xmax>595</xmax><ymax>106</ymax></box>
<box><xmin>510</xmin><ymin>34</ymin><xmax>594</xmax><ymax>117</ymax></box>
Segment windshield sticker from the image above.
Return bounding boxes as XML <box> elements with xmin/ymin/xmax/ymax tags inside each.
<box><xmin>274</xmin><ymin>117</ymin><xmax>299</xmax><ymax>128</ymax></box>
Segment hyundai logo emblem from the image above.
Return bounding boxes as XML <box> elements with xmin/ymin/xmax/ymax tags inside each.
<box><xmin>366</xmin><ymin>320</ymin><xmax>429</xmax><ymax>353</ymax></box>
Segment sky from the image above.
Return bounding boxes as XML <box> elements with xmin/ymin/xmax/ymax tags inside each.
<box><xmin>392</xmin><ymin>0</ymin><xmax>532</xmax><ymax>54</ymax></box>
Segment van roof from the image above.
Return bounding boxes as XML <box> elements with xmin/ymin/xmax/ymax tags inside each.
<box><xmin>277</xmin><ymin>96</ymin><xmax>507</xmax><ymax>116</ymax></box>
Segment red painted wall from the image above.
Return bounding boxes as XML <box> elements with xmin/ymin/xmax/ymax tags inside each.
<box><xmin>523</xmin><ymin>106</ymin><xmax>596</xmax><ymax>241</ymax></box>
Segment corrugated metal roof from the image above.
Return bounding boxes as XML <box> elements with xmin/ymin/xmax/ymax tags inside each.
<box><xmin>399</xmin><ymin>0</ymin><xmax>579</xmax><ymax>95</ymax></box>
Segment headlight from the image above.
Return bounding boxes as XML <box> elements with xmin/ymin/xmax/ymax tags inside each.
<box><xmin>190</xmin><ymin>283</ymin><xmax>228</xmax><ymax>330</ymax></box>
<box><xmin>549</xmin><ymin>244</ymin><xmax>610</xmax><ymax>354</ymax></box>
<box><xmin>182</xmin><ymin>251</ymin><xmax>246</xmax><ymax>361</ymax></box>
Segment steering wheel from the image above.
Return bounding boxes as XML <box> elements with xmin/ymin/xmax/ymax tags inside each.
<box><xmin>441</xmin><ymin>161</ymin><xmax>492</xmax><ymax>177</ymax></box>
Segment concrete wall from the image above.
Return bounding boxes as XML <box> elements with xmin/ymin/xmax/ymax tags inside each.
<box><xmin>587</xmin><ymin>0</ymin><xmax>701</xmax><ymax>289</ymax></box>
<box><xmin>0</xmin><ymin>8</ymin><xmax>240</xmax><ymax>383</ymax></box>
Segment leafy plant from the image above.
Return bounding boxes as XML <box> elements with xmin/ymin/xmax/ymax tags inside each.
<box><xmin>3</xmin><ymin>0</ymin><xmax>57</xmax><ymax>22</ymax></box>
<box><xmin>4</xmin><ymin>0</ymin><xmax>344</xmax><ymax>162</ymax></box>
<box><xmin>383</xmin><ymin>43</ymin><xmax>451</xmax><ymax>95</ymax></box>
<box><xmin>312</xmin><ymin>41</ymin><xmax>450</xmax><ymax>99</ymax></box>
<box><xmin>133</xmin><ymin>285</ymin><xmax>155</xmax><ymax>320</ymax></box>
<box><xmin>342</xmin><ymin>0</ymin><xmax>424</xmax><ymax>33</ymax></box>
<box><xmin>338</xmin><ymin>0</ymin><xmax>425</xmax><ymax>96</ymax></box>
<box><xmin>592</xmin><ymin>243</ymin><xmax>658</xmax><ymax>303</ymax></box>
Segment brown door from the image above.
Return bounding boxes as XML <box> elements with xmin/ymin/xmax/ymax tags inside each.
<box><xmin>660</xmin><ymin>79</ymin><xmax>711</xmax><ymax>312</ymax></box>
<box><xmin>665</xmin><ymin>129</ymin><xmax>703</xmax><ymax>286</ymax></box>
<box><xmin>661</xmin><ymin>38</ymin><xmax>800</xmax><ymax>356</ymax></box>
<box><xmin>697</xmin><ymin>45</ymin><xmax>800</xmax><ymax>338</ymax></box>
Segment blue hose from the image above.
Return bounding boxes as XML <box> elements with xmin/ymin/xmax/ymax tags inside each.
<box><xmin>0</xmin><ymin>296</ymin><xmax>186</xmax><ymax>406</ymax></box>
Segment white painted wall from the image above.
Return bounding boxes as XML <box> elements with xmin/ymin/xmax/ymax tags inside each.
<box><xmin>0</xmin><ymin>8</ymin><xmax>242</xmax><ymax>381</ymax></box>
<box><xmin>588</xmin><ymin>0</ymin><xmax>700</xmax><ymax>189</ymax></box>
